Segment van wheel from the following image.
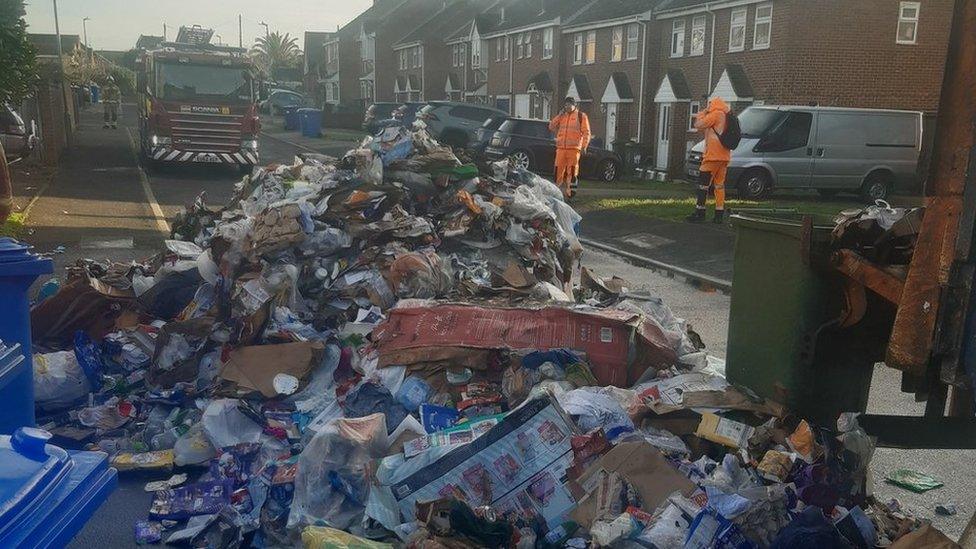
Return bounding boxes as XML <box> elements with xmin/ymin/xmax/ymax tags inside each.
<box><xmin>860</xmin><ymin>172</ymin><xmax>892</xmax><ymax>203</ymax></box>
<box><xmin>738</xmin><ymin>168</ymin><xmax>772</xmax><ymax>199</ymax></box>
<box><xmin>509</xmin><ymin>150</ymin><xmax>533</xmax><ymax>171</ymax></box>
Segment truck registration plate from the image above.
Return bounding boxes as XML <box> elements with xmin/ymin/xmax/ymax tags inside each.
<box><xmin>194</xmin><ymin>154</ymin><xmax>221</xmax><ymax>163</ymax></box>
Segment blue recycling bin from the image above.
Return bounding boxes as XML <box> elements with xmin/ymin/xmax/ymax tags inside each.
<box><xmin>299</xmin><ymin>108</ymin><xmax>322</xmax><ymax>138</ymax></box>
<box><xmin>90</xmin><ymin>84</ymin><xmax>100</xmax><ymax>104</ymax></box>
<box><xmin>0</xmin><ymin>427</ymin><xmax>117</xmax><ymax>548</ymax></box>
<box><xmin>0</xmin><ymin>238</ymin><xmax>53</xmax><ymax>434</ymax></box>
<box><xmin>282</xmin><ymin>106</ymin><xmax>301</xmax><ymax>131</ymax></box>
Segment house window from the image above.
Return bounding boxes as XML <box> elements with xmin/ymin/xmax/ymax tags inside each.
<box><xmin>626</xmin><ymin>23</ymin><xmax>639</xmax><ymax>60</ymax></box>
<box><xmin>452</xmin><ymin>45</ymin><xmax>460</xmax><ymax>67</ymax></box>
<box><xmin>524</xmin><ymin>32</ymin><xmax>532</xmax><ymax>58</ymax></box>
<box><xmin>495</xmin><ymin>39</ymin><xmax>502</xmax><ymax>61</ymax></box>
<box><xmin>690</xmin><ymin>15</ymin><xmax>706</xmax><ymax>56</ymax></box>
<box><xmin>729</xmin><ymin>8</ymin><xmax>747</xmax><ymax>52</ymax></box>
<box><xmin>585</xmin><ymin>30</ymin><xmax>596</xmax><ymax>63</ymax></box>
<box><xmin>688</xmin><ymin>101</ymin><xmax>700</xmax><ymax>131</ymax></box>
<box><xmin>612</xmin><ymin>27</ymin><xmax>623</xmax><ymax>62</ymax></box>
<box><xmin>573</xmin><ymin>33</ymin><xmax>583</xmax><ymax>64</ymax></box>
<box><xmin>399</xmin><ymin>50</ymin><xmax>407</xmax><ymax>70</ymax></box>
<box><xmin>503</xmin><ymin>37</ymin><xmax>509</xmax><ymax>60</ymax></box>
<box><xmin>471</xmin><ymin>40</ymin><xmax>481</xmax><ymax>66</ymax></box>
<box><xmin>459</xmin><ymin>43</ymin><xmax>465</xmax><ymax>66</ymax></box>
<box><xmin>418</xmin><ymin>46</ymin><xmax>423</xmax><ymax>67</ymax></box>
<box><xmin>671</xmin><ymin>19</ymin><xmax>685</xmax><ymax>58</ymax></box>
<box><xmin>543</xmin><ymin>28</ymin><xmax>553</xmax><ymax>59</ymax></box>
<box><xmin>515</xmin><ymin>33</ymin><xmax>524</xmax><ymax>58</ymax></box>
<box><xmin>753</xmin><ymin>3</ymin><xmax>772</xmax><ymax>49</ymax></box>
<box><xmin>897</xmin><ymin>1</ymin><xmax>920</xmax><ymax>44</ymax></box>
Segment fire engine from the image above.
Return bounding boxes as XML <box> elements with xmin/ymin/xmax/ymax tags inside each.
<box><xmin>137</xmin><ymin>26</ymin><xmax>259</xmax><ymax>171</ymax></box>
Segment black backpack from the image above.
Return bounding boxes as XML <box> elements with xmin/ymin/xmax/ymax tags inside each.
<box><xmin>719</xmin><ymin>110</ymin><xmax>742</xmax><ymax>150</ymax></box>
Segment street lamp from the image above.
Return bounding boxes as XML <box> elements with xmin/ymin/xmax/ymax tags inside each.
<box><xmin>259</xmin><ymin>21</ymin><xmax>269</xmax><ymax>38</ymax></box>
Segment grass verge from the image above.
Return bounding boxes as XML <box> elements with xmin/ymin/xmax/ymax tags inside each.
<box><xmin>0</xmin><ymin>213</ymin><xmax>27</xmax><ymax>238</ymax></box>
<box><xmin>589</xmin><ymin>196</ymin><xmax>862</xmax><ymax>223</ymax></box>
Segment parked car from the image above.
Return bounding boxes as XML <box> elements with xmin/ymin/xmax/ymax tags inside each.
<box><xmin>470</xmin><ymin>115</ymin><xmax>508</xmax><ymax>155</ymax></box>
<box><xmin>483</xmin><ymin>117</ymin><xmax>622</xmax><ymax>182</ymax></box>
<box><xmin>1</xmin><ymin>103</ymin><xmax>36</xmax><ymax>161</ymax></box>
<box><xmin>260</xmin><ymin>89</ymin><xmax>309</xmax><ymax>115</ymax></box>
<box><xmin>687</xmin><ymin>106</ymin><xmax>923</xmax><ymax>202</ymax></box>
<box><xmin>362</xmin><ymin>102</ymin><xmax>425</xmax><ymax>135</ymax></box>
<box><xmin>416</xmin><ymin>102</ymin><xmax>507</xmax><ymax>148</ymax></box>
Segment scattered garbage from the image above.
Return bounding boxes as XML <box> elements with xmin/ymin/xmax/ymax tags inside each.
<box><xmin>885</xmin><ymin>470</ymin><xmax>945</xmax><ymax>493</ymax></box>
<box><xmin>25</xmin><ymin>126</ymin><xmax>958</xmax><ymax>548</ymax></box>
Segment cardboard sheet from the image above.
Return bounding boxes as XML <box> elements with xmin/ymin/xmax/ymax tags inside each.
<box><xmin>569</xmin><ymin>441</ymin><xmax>697</xmax><ymax>527</ymax></box>
<box><xmin>373</xmin><ymin>301</ymin><xmax>677</xmax><ymax>386</ymax></box>
<box><xmin>220</xmin><ymin>341</ymin><xmax>324</xmax><ymax>398</ymax></box>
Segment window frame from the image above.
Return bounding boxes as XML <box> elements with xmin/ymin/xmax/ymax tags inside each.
<box><xmin>626</xmin><ymin>23</ymin><xmax>640</xmax><ymax>60</ymax></box>
<box><xmin>524</xmin><ymin>32</ymin><xmax>532</xmax><ymax>58</ymax></box>
<box><xmin>611</xmin><ymin>26</ymin><xmax>624</xmax><ymax>62</ymax></box>
<box><xmin>690</xmin><ymin>15</ymin><xmax>706</xmax><ymax>56</ymax></box>
<box><xmin>399</xmin><ymin>50</ymin><xmax>407</xmax><ymax>70</ymax></box>
<box><xmin>585</xmin><ymin>30</ymin><xmax>596</xmax><ymax>64</ymax></box>
<box><xmin>495</xmin><ymin>39</ymin><xmax>502</xmax><ymax>61</ymax></box>
<box><xmin>451</xmin><ymin>45</ymin><xmax>459</xmax><ymax>67</ymax></box>
<box><xmin>503</xmin><ymin>36</ymin><xmax>509</xmax><ymax>60</ymax></box>
<box><xmin>729</xmin><ymin>8</ymin><xmax>747</xmax><ymax>52</ymax></box>
<box><xmin>753</xmin><ymin>3</ymin><xmax>773</xmax><ymax>50</ymax></box>
<box><xmin>515</xmin><ymin>33</ymin><xmax>524</xmax><ymax>59</ymax></box>
<box><xmin>573</xmin><ymin>33</ymin><xmax>584</xmax><ymax>65</ymax></box>
<box><xmin>671</xmin><ymin>19</ymin><xmax>686</xmax><ymax>58</ymax></box>
<box><xmin>459</xmin><ymin>43</ymin><xmax>466</xmax><ymax>67</ymax></box>
<box><xmin>896</xmin><ymin>1</ymin><xmax>920</xmax><ymax>45</ymax></box>
<box><xmin>688</xmin><ymin>101</ymin><xmax>700</xmax><ymax>131</ymax></box>
<box><xmin>543</xmin><ymin>27</ymin><xmax>554</xmax><ymax>59</ymax></box>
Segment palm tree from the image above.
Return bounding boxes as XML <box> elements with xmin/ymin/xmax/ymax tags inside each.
<box><xmin>251</xmin><ymin>32</ymin><xmax>302</xmax><ymax>75</ymax></box>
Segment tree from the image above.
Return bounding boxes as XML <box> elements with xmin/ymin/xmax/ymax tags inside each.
<box><xmin>0</xmin><ymin>0</ymin><xmax>37</xmax><ymax>105</ymax></box>
<box><xmin>250</xmin><ymin>31</ymin><xmax>302</xmax><ymax>74</ymax></box>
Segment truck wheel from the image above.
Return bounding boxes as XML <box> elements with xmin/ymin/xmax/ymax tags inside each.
<box><xmin>860</xmin><ymin>172</ymin><xmax>892</xmax><ymax>203</ymax></box>
<box><xmin>738</xmin><ymin>168</ymin><xmax>772</xmax><ymax>199</ymax></box>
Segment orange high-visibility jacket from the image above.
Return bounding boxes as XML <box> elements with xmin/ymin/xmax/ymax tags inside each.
<box><xmin>549</xmin><ymin>110</ymin><xmax>592</xmax><ymax>151</ymax></box>
<box><xmin>695</xmin><ymin>97</ymin><xmax>732</xmax><ymax>163</ymax></box>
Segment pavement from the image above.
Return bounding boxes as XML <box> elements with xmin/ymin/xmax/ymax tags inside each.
<box><xmin>11</xmin><ymin>105</ymin><xmax>974</xmax><ymax>546</ymax></box>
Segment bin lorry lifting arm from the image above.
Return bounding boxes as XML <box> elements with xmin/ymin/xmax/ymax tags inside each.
<box><xmin>828</xmin><ymin>0</ymin><xmax>976</xmax><ymax>448</ymax></box>
<box><xmin>136</xmin><ymin>26</ymin><xmax>260</xmax><ymax>171</ymax></box>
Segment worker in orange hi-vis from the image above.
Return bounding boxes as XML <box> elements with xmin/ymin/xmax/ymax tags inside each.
<box><xmin>549</xmin><ymin>96</ymin><xmax>591</xmax><ymax>200</ymax></box>
<box><xmin>687</xmin><ymin>97</ymin><xmax>734</xmax><ymax>223</ymax></box>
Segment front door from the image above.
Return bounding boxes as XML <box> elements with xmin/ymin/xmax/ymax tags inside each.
<box><xmin>514</xmin><ymin>94</ymin><xmax>531</xmax><ymax>118</ymax></box>
<box><xmin>605</xmin><ymin>103</ymin><xmax>618</xmax><ymax>148</ymax></box>
<box><xmin>656</xmin><ymin>103</ymin><xmax>672</xmax><ymax>170</ymax></box>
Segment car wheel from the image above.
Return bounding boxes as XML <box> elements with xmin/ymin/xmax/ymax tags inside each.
<box><xmin>738</xmin><ymin>168</ymin><xmax>772</xmax><ymax>199</ymax></box>
<box><xmin>860</xmin><ymin>172</ymin><xmax>892</xmax><ymax>203</ymax></box>
<box><xmin>598</xmin><ymin>159</ymin><xmax>618</xmax><ymax>182</ymax></box>
<box><xmin>509</xmin><ymin>150</ymin><xmax>533</xmax><ymax>171</ymax></box>
<box><xmin>817</xmin><ymin>189</ymin><xmax>841</xmax><ymax>198</ymax></box>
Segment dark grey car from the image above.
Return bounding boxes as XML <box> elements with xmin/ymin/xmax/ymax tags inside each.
<box><xmin>1</xmin><ymin>103</ymin><xmax>36</xmax><ymax>161</ymax></box>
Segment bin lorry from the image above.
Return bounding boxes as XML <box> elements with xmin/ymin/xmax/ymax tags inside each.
<box><xmin>136</xmin><ymin>26</ymin><xmax>259</xmax><ymax>172</ymax></box>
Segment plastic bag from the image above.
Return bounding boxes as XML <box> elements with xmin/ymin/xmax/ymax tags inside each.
<box><xmin>33</xmin><ymin>351</ymin><xmax>91</xmax><ymax>411</ymax></box>
<box><xmin>507</xmin><ymin>185</ymin><xmax>553</xmax><ymax>221</ymax></box>
<box><xmin>287</xmin><ymin>413</ymin><xmax>388</xmax><ymax>531</ymax></box>
<box><xmin>557</xmin><ymin>388</ymin><xmax>635</xmax><ymax>441</ymax></box>
<box><xmin>636</xmin><ymin>503</ymin><xmax>691</xmax><ymax>547</ymax></box>
<box><xmin>395</xmin><ymin>376</ymin><xmax>431</xmax><ymax>411</ymax></box>
<box><xmin>174</xmin><ymin>422</ymin><xmax>217</xmax><ymax>466</ymax></box>
<box><xmin>201</xmin><ymin>399</ymin><xmax>263</xmax><ymax>449</ymax></box>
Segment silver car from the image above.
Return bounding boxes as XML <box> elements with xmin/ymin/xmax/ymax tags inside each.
<box><xmin>416</xmin><ymin>101</ymin><xmax>507</xmax><ymax>148</ymax></box>
<box><xmin>688</xmin><ymin>106</ymin><xmax>922</xmax><ymax>202</ymax></box>
<box><xmin>1</xmin><ymin>103</ymin><xmax>36</xmax><ymax>162</ymax></box>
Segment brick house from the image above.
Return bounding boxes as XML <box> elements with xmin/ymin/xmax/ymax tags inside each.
<box><xmin>303</xmin><ymin>31</ymin><xmax>335</xmax><ymax>105</ymax></box>
<box><xmin>392</xmin><ymin>0</ymin><xmax>484</xmax><ymax>103</ymax></box>
<box><xmin>482</xmin><ymin>0</ymin><xmax>595</xmax><ymax>119</ymax></box>
<box><xmin>649</xmin><ymin>0</ymin><xmax>954</xmax><ymax>176</ymax></box>
<box><xmin>444</xmin><ymin>8</ymin><xmax>507</xmax><ymax>105</ymax></box>
<box><xmin>559</xmin><ymin>0</ymin><xmax>655</xmax><ymax>149</ymax></box>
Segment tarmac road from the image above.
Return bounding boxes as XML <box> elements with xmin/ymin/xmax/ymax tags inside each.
<box><xmin>17</xmin><ymin>106</ymin><xmax>971</xmax><ymax>546</ymax></box>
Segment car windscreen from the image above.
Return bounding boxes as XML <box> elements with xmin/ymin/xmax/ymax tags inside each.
<box><xmin>157</xmin><ymin>62</ymin><xmax>252</xmax><ymax>104</ymax></box>
<box><xmin>738</xmin><ymin>108</ymin><xmax>788</xmax><ymax>138</ymax></box>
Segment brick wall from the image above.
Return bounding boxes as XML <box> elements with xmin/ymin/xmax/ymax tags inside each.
<box><xmin>487</xmin><ymin>36</ymin><xmax>513</xmax><ymax>104</ymax></box>
<box><xmin>36</xmin><ymin>80</ymin><xmax>70</xmax><ymax>165</ymax></box>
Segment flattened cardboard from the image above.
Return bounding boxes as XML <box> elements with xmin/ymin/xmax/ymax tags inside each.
<box><xmin>569</xmin><ymin>441</ymin><xmax>696</xmax><ymax>527</ymax></box>
<box><xmin>220</xmin><ymin>341</ymin><xmax>324</xmax><ymax>398</ymax></box>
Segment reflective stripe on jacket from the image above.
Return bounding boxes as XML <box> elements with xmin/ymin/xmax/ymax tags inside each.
<box><xmin>549</xmin><ymin>110</ymin><xmax>591</xmax><ymax>151</ymax></box>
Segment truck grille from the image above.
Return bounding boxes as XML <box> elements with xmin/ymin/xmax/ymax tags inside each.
<box><xmin>169</xmin><ymin>111</ymin><xmax>242</xmax><ymax>153</ymax></box>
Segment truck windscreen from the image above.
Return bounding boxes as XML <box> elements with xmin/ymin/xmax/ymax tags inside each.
<box><xmin>157</xmin><ymin>63</ymin><xmax>252</xmax><ymax>104</ymax></box>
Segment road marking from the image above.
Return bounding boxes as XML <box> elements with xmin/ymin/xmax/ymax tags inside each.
<box><xmin>125</xmin><ymin>127</ymin><xmax>171</xmax><ymax>235</ymax></box>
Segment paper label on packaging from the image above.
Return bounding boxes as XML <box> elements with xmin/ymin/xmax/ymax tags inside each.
<box><xmin>240</xmin><ymin>279</ymin><xmax>271</xmax><ymax>313</ymax></box>
<box><xmin>695</xmin><ymin>413</ymin><xmax>755</xmax><ymax>448</ymax></box>
<box><xmin>599</xmin><ymin>327</ymin><xmax>613</xmax><ymax>343</ymax></box>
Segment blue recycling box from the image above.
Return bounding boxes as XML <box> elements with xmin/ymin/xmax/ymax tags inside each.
<box><xmin>0</xmin><ymin>238</ymin><xmax>53</xmax><ymax>434</ymax></box>
<box><xmin>299</xmin><ymin>108</ymin><xmax>322</xmax><ymax>138</ymax></box>
<box><xmin>0</xmin><ymin>427</ymin><xmax>117</xmax><ymax>548</ymax></box>
<box><xmin>90</xmin><ymin>84</ymin><xmax>100</xmax><ymax>104</ymax></box>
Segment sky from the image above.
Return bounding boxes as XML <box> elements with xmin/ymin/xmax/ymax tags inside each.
<box><xmin>24</xmin><ymin>0</ymin><xmax>372</xmax><ymax>51</ymax></box>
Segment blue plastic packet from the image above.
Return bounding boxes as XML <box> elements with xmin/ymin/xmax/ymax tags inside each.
<box><xmin>420</xmin><ymin>403</ymin><xmax>461</xmax><ymax>433</ymax></box>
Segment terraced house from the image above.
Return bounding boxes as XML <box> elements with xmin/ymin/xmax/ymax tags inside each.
<box><xmin>649</xmin><ymin>0</ymin><xmax>954</xmax><ymax>176</ymax></box>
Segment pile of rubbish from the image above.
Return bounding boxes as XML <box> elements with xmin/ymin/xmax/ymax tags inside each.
<box><xmin>28</xmin><ymin>126</ymin><xmax>959</xmax><ymax>548</ymax></box>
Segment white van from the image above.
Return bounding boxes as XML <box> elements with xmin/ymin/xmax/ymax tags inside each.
<box><xmin>687</xmin><ymin>106</ymin><xmax>923</xmax><ymax>202</ymax></box>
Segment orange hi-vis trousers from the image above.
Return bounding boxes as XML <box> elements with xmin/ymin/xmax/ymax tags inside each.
<box><xmin>555</xmin><ymin>148</ymin><xmax>582</xmax><ymax>189</ymax></box>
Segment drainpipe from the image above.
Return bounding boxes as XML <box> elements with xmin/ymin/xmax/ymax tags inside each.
<box><xmin>508</xmin><ymin>35</ymin><xmax>514</xmax><ymax>110</ymax></box>
<box><xmin>706</xmin><ymin>2</ymin><xmax>716</xmax><ymax>94</ymax></box>
<box><xmin>637</xmin><ymin>18</ymin><xmax>648</xmax><ymax>143</ymax></box>
<box><xmin>421</xmin><ymin>45</ymin><xmax>426</xmax><ymax>101</ymax></box>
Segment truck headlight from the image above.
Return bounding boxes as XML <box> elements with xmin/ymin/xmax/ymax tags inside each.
<box><xmin>151</xmin><ymin>135</ymin><xmax>171</xmax><ymax>146</ymax></box>
<box><xmin>241</xmin><ymin>139</ymin><xmax>259</xmax><ymax>150</ymax></box>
